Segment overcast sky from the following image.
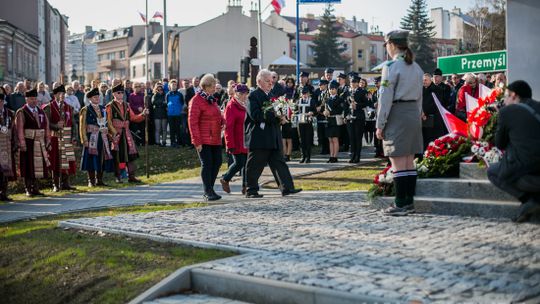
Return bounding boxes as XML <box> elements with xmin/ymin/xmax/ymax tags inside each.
<box><xmin>48</xmin><ymin>0</ymin><xmax>475</xmax><ymax>35</ymax></box>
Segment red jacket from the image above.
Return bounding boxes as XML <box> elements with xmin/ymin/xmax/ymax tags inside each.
<box><xmin>224</xmin><ymin>98</ymin><xmax>247</xmax><ymax>154</ymax></box>
<box><xmin>188</xmin><ymin>93</ymin><xmax>223</xmax><ymax>146</ymax></box>
<box><xmin>457</xmin><ymin>83</ymin><xmax>479</xmax><ymax>113</ymax></box>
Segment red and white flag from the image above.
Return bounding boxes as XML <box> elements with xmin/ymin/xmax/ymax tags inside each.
<box><xmin>153</xmin><ymin>11</ymin><xmax>164</xmax><ymax>19</ymax></box>
<box><xmin>465</xmin><ymin>93</ymin><xmax>478</xmax><ymax>115</ymax></box>
<box><xmin>479</xmin><ymin>83</ymin><xmax>492</xmax><ymax>99</ymax></box>
<box><xmin>271</xmin><ymin>0</ymin><xmax>286</xmax><ymax>15</ymax></box>
<box><xmin>433</xmin><ymin>92</ymin><xmax>468</xmax><ymax>137</ymax></box>
<box><xmin>138</xmin><ymin>12</ymin><xmax>147</xmax><ymax>23</ymax></box>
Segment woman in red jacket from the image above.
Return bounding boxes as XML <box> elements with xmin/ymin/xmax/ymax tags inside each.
<box><xmin>456</xmin><ymin>73</ymin><xmax>479</xmax><ymax>121</ymax></box>
<box><xmin>220</xmin><ymin>83</ymin><xmax>249</xmax><ymax>194</ymax></box>
<box><xmin>188</xmin><ymin>74</ymin><xmax>224</xmax><ymax>201</ymax></box>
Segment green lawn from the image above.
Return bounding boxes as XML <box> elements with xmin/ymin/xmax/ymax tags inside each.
<box><xmin>0</xmin><ymin>203</ymin><xmax>235</xmax><ymax>304</ymax></box>
<box><xmin>6</xmin><ymin>145</ymin><xmax>207</xmax><ymax>202</ymax></box>
<box><xmin>264</xmin><ymin>160</ymin><xmax>387</xmax><ymax>191</ymax></box>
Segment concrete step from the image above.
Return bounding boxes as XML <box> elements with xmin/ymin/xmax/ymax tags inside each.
<box><xmin>143</xmin><ymin>293</ymin><xmax>250</xmax><ymax>304</ymax></box>
<box><xmin>460</xmin><ymin>162</ymin><xmax>488</xmax><ymax>180</ymax></box>
<box><xmin>371</xmin><ymin>196</ymin><xmax>522</xmax><ymax>219</ymax></box>
<box><xmin>416</xmin><ymin>178</ymin><xmax>517</xmax><ymax>201</ymax></box>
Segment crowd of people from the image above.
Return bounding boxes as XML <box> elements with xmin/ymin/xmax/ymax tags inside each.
<box><xmin>1</xmin><ymin>29</ymin><xmax>538</xmax><ymax>220</ymax></box>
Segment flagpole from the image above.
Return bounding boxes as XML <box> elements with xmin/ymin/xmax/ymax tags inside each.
<box><xmin>145</xmin><ymin>0</ymin><xmax>150</xmax><ymax>178</ymax></box>
<box><xmin>162</xmin><ymin>0</ymin><xmax>168</xmax><ymax>79</ymax></box>
<box><xmin>296</xmin><ymin>0</ymin><xmax>300</xmax><ymax>85</ymax></box>
<box><xmin>257</xmin><ymin>0</ymin><xmax>263</xmax><ymax>68</ymax></box>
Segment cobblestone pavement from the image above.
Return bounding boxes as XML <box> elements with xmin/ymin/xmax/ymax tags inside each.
<box><xmin>0</xmin><ymin>151</ymin><xmax>366</xmax><ymax>223</ymax></box>
<box><xmin>61</xmin><ymin>192</ymin><xmax>540</xmax><ymax>303</ymax></box>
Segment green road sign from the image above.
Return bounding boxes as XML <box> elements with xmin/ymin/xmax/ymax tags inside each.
<box><xmin>437</xmin><ymin>50</ymin><xmax>507</xmax><ymax>75</ymax></box>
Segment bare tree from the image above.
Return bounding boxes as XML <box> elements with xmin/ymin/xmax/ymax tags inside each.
<box><xmin>464</xmin><ymin>0</ymin><xmax>506</xmax><ymax>52</ymax></box>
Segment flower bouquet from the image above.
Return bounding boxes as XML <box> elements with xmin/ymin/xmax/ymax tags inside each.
<box><xmin>417</xmin><ymin>134</ymin><xmax>471</xmax><ymax>178</ymax></box>
<box><xmin>470</xmin><ymin>141</ymin><xmax>503</xmax><ymax>166</ymax></box>
<box><xmin>263</xmin><ymin>96</ymin><xmax>296</xmax><ymax>121</ymax></box>
<box><xmin>367</xmin><ymin>165</ymin><xmax>395</xmax><ymax>199</ymax></box>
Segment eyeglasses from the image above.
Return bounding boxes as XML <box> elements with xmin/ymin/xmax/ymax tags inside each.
<box><xmin>115</xmin><ymin>91</ymin><xmax>124</xmax><ymax>94</ymax></box>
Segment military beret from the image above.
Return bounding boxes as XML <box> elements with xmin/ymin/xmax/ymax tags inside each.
<box><xmin>53</xmin><ymin>84</ymin><xmax>66</xmax><ymax>94</ymax></box>
<box><xmin>337</xmin><ymin>73</ymin><xmax>347</xmax><ymax>79</ymax></box>
<box><xmin>385</xmin><ymin>30</ymin><xmax>409</xmax><ymax>45</ymax></box>
<box><xmin>86</xmin><ymin>88</ymin><xmax>100</xmax><ymax>99</ymax></box>
<box><xmin>324</xmin><ymin>68</ymin><xmax>334</xmax><ymax>74</ymax></box>
<box><xmin>319</xmin><ymin>79</ymin><xmax>329</xmax><ymax>85</ymax></box>
<box><xmin>348</xmin><ymin>72</ymin><xmax>359</xmax><ymax>78</ymax></box>
<box><xmin>300</xmin><ymin>71</ymin><xmax>309</xmax><ymax>78</ymax></box>
<box><xmin>329</xmin><ymin>80</ymin><xmax>339</xmax><ymax>89</ymax></box>
<box><xmin>433</xmin><ymin>68</ymin><xmax>443</xmax><ymax>76</ymax></box>
<box><xmin>112</xmin><ymin>83</ymin><xmax>125</xmax><ymax>93</ymax></box>
<box><xmin>26</xmin><ymin>88</ymin><xmax>38</xmax><ymax>97</ymax></box>
<box><xmin>351</xmin><ymin>76</ymin><xmax>361</xmax><ymax>83</ymax></box>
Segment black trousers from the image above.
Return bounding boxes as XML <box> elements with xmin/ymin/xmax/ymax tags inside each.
<box><xmin>347</xmin><ymin>118</ymin><xmax>365</xmax><ymax>161</ymax></box>
<box><xmin>197</xmin><ymin>145</ymin><xmax>222</xmax><ymax>193</ymax></box>
<box><xmin>340</xmin><ymin>125</ymin><xmax>349</xmax><ymax>151</ymax></box>
<box><xmin>223</xmin><ymin>153</ymin><xmax>247</xmax><ymax>186</ymax></box>
<box><xmin>487</xmin><ymin>163</ymin><xmax>540</xmax><ymax>203</ymax></box>
<box><xmin>298</xmin><ymin>123</ymin><xmax>313</xmax><ymax>159</ymax></box>
<box><xmin>168</xmin><ymin>115</ymin><xmax>181</xmax><ymax>145</ymax></box>
<box><xmin>246</xmin><ymin>149</ymin><xmax>294</xmax><ymax>193</ymax></box>
<box><xmin>317</xmin><ymin>122</ymin><xmax>329</xmax><ymax>154</ymax></box>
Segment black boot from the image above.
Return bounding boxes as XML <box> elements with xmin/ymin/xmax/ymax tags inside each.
<box><xmin>62</xmin><ymin>175</ymin><xmax>76</xmax><ymax>190</ymax></box>
<box><xmin>96</xmin><ymin>172</ymin><xmax>107</xmax><ymax>186</ymax></box>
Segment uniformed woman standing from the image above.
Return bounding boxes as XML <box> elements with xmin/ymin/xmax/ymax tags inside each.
<box><xmin>296</xmin><ymin>86</ymin><xmax>316</xmax><ymax>163</ymax></box>
<box><xmin>324</xmin><ymin>80</ymin><xmax>344</xmax><ymax>163</ymax></box>
<box><xmin>376</xmin><ymin>30</ymin><xmax>423</xmax><ymax>216</ymax></box>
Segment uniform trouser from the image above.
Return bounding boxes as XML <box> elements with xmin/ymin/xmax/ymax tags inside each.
<box><xmin>246</xmin><ymin>149</ymin><xmax>294</xmax><ymax>193</ymax></box>
<box><xmin>168</xmin><ymin>115</ymin><xmax>181</xmax><ymax>145</ymax></box>
<box><xmin>197</xmin><ymin>145</ymin><xmax>222</xmax><ymax>193</ymax></box>
<box><xmin>222</xmin><ymin>153</ymin><xmax>247</xmax><ymax>186</ymax></box>
<box><xmin>347</xmin><ymin>118</ymin><xmax>365</xmax><ymax>161</ymax></box>
<box><xmin>317</xmin><ymin>122</ymin><xmax>329</xmax><ymax>154</ymax></box>
<box><xmin>340</xmin><ymin>125</ymin><xmax>349</xmax><ymax>151</ymax></box>
<box><xmin>154</xmin><ymin>118</ymin><xmax>168</xmax><ymax>144</ymax></box>
<box><xmin>298</xmin><ymin>123</ymin><xmax>313</xmax><ymax>160</ymax></box>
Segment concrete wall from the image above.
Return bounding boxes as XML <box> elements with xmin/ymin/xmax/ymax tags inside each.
<box><xmin>178</xmin><ymin>6</ymin><xmax>289</xmax><ymax>78</ymax></box>
<box><xmin>507</xmin><ymin>0</ymin><xmax>540</xmax><ymax>98</ymax></box>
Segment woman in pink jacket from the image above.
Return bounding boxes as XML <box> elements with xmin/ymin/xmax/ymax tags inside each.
<box><xmin>188</xmin><ymin>74</ymin><xmax>224</xmax><ymax>201</ymax></box>
<box><xmin>220</xmin><ymin>84</ymin><xmax>249</xmax><ymax>195</ymax></box>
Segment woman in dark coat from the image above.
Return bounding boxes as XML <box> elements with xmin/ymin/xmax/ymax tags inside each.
<box><xmin>324</xmin><ymin>80</ymin><xmax>344</xmax><ymax>163</ymax></box>
<box><xmin>151</xmin><ymin>84</ymin><xmax>168</xmax><ymax>146</ymax></box>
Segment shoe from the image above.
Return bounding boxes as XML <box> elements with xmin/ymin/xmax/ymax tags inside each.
<box><xmin>246</xmin><ymin>192</ymin><xmax>264</xmax><ymax>198</ymax></box>
<box><xmin>299</xmin><ymin>158</ymin><xmax>305</xmax><ymax>164</ymax></box>
<box><xmin>383</xmin><ymin>204</ymin><xmax>415</xmax><ymax>216</ymax></box>
<box><xmin>25</xmin><ymin>190</ymin><xmax>33</xmax><ymax>197</ymax></box>
<box><xmin>513</xmin><ymin>199</ymin><xmax>540</xmax><ymax>223</ymax></box>
<box><xmin>203</xmin><ymin>193</ymin><xmax>221</xmax><ymax>201</ymax></box>
<box><xmin>326</xmin><ymin>158</ymin><xmax>332</xmax><ymax>163</ymax></box>
<box><xmin>282</xmin><ymin>188</ymin><xmax>302</xmax><ymax>196</ymax></box>
<box><xmin>52</xmin><ymin>185</ymin><xmax>60</xmax><ymax>192</ymax></box>
<box><xmin>62</xmin><ymin>185</ymin><xmax>76</xmax><ymax>191</ymax></box>
<box><xmin>305</xmin><ymin>158</ymin><xmax>311</xmax><ymax>164</ymax></box>
<box><xmin>241</xmin><ymin>186</ymin><xmax>247</xmax><ymax>195</ymax></box>
<box><xmin>0</xmin><ymin>194</ymin><xmax>12</xmax><ymax>201</ymax></box>
<box><xmin>128</xmin><ymin>177</ymin><xmax>142</xmax><ymax>183</ymax></box>
<box><xmin>32</xmin><ymin>190</ymin><xmax>45</xmax><ymax>196</ymax></box>
<box><xmin>348</xmin><ymin>159</ymin><xmax>354</xmax><ymax>163</ymax></box>
<box><xmin>88</xmin><ymin>181</ymin><xmax>96</xmax><ymax>187</ymax></box>
<box><xmin>115</xmin><ymin>177</ymin><xmax>123</xmax><ymax>183</ymax></box>
<box><xmin>220</xmin><ymin>178</ymin><xmax>231</xmax><ymax>193</ymax></box>
<box><xmin>210</xmin><ymin>190</ymin><xmax>222</xmax><ymax>200</ymax></box>
<box><xmin>96</xmin><ymin>181</ymin><xmax>107</xmax><ymax>186</ymax></box>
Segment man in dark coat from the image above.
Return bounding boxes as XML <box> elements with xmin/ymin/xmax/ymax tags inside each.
<box><xmin>422</xmin><ymin>73</ymin><xmax>446</xmax><ymax>150</ymax></box>
<box><xmin>487</xmin><ymin>80</ymin><xmax>540</xmax><ymax>223</ymax></box>
<box><xmin>433</xmin><ymin>68</ymin><xmax>453</xmax><ymax>112</ymax></box>
<box><xmin>244</xmin><ymin>69</ymin><xmax>302</xmax><ymax>198</ymax></box>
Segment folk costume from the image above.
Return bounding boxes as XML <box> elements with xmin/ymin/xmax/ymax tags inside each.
<box><xmin>80</xmin><ymin>88</ymin><xmax>115</xmax><ymax>187</ymax></box>
<box><xmin>15</xmin><ymin>88</ymin><xmax>51</xmax><ymax>197</ymax></box>
<box><xmin>42</xmin><ymin>85</ymin><xmax>77</xmax><ymax>191</ymax></box>
<box><xmin>0</xmin><ymin>92</ymin><xmax>16</xmax><ymax>201</ymax></box>
<box><xmin>106</xmin><ymin>84</ymin><xmax>145</xmax><ymax>183</ymax></box>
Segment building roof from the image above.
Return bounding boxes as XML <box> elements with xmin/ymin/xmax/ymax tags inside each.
<box><xmin>364</xmin><ymin>34</ymin><xmax>385</xmax><ymax>42</ymax></box>
<box><xmin>131</xmin><ymin>32</ymin><xmax>163</xmax><ymax>57</ymax></box>
<box><xmin>94</xmin><ymin>27</ymin><xmax>132</xmax><ymax>42</ymax></box>
<box><xmin>270</xmin><ymin>55</ymin><xmax>304</xmax><ymax>66</ymax></box>
<box><xmin>0</xmin><ymin>19</ymin><xmax>40</xmax><ymax>42</ymax></box>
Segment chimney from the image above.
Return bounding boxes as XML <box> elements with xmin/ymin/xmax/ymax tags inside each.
<box><xmin>85</xmin><ymin>26</ymin><xmax>93</xmax><ymax>33</ymax></box>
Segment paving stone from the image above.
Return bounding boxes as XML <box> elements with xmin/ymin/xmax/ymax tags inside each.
<box><xmin>62</xmin><ymin>192</ymin><xmax>540</xmax><ymax>303</ymax></box>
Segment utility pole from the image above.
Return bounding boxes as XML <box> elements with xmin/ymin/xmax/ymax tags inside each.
<box><xmin>163</xmin><ymin>0</ymin><xmax>168</xmax><ymax>79</ymax></box>
<box><xmin>257</xmin><ymin>0</ymin><xmax>263</xmax><ymax>68</ymax></box>
<box><xmin>145</xmin><ymin>0</ymin><xmax>149</xmax><ymax>82</ymax></box>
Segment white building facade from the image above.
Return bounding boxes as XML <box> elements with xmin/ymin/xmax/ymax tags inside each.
<box><xmin>66</xmin><ymin>27</ymin><xmax>98</xmax><ymax>84</ymax></box>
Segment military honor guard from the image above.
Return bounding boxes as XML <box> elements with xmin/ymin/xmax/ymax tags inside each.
<box><xmin>324</xmin><ymin>80</ymin><xmax>344</xmax><ymax>163</ymax></box>
<box><xmin>106</xmin><ymin>83</ymin><xmax>147</xmax><ymax>183</ymax></box>
<box><xmin>314</xmin><ymin>79</ymin><xmax>330</xmax><ymax>155</ymax></box>
<box><xmin>15</xmin><ymin>87</ymin><xmax>51</xmax><ymax>197</ymax></box>
<box><xmin>80</xmin><ymin>88</ymin><xmax>115</xmax><ymax>187</ymax></box>
<box><xmin>376</xmin><ymin>30</ymin><xmax>424</xmax><ymax>216</ymax></box>
<box><xmin>345</xmin><ymin>76</ymin><xmax>369</xmax><ymax>163</ymax></box>
<box><xmin>43</xmin><ymin>85</ymin><xmax>77</xmax><ymax>192</ymax></box>
<box><xmin>0</xmin><ymin>88</ymin><xmax>16</xmax><ymax>201</ymax></box>
<box><xmin>296</xmin><ymin>86</ymin><xmax>316</xmax><ymax>163</ymax></box>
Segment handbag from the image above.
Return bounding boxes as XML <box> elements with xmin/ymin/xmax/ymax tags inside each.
<box><xmin>335</xmin><ymin>114</ymin><xmax>345</xmax><ymax>126</ymax></box>
<box><xmin>422</xmin><ymin>114</ymin><xmax>435</xmax><ymax>128</ymax></box>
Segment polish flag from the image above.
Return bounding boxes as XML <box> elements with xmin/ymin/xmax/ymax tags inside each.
<box><xmin>153</xmin><ymin>11</ymin><xmax>164</xmax><ymax>19</ymax></box>
<box><xmin>433</xmin><ymin>93</ymin><xmax>468</xmax><ymax>137</ymax></box>
<box><xmin>272</xmin><ymin>0</ymin><xmax>286</xmax><ymax>15</ymax></box>
<box><xmin>479</xmin><ymin>83</ymin><xmax>492</xmax><ymax>99</ymax></box>
<box><xmin>138</xmin><ymin>12</ymin><xmax>147</xmax><ymax>23</ymax></box>
<box><xmin>465</xmin><ymin>93</ymin><xmax>478</xmax><ymax>115</ymax></box>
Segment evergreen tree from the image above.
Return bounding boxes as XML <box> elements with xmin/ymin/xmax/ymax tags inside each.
<box><xmin>400</xmin><ymin>0</ymin><xmax>436</xmax><ymax>72</ymax></box>
<box><xmin>312</xmin><ymin>4</ymin><xmax>348</xmax><ymax>68</ymax></box>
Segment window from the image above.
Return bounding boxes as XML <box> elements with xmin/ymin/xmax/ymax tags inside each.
<box><xmin>447</xmin><ymin>48</ymin><xmax>453</xmax><ymax>56</ymax></box>
<box><xmin>154</xmin><ymin>62</ymin><xmax>161</xmax><ymax>80</ymax></box>
<box><xmin>119</xmin><ymin>69</ymin><xmax>126</xmax><ymax>78</ymax></box>
<box><xmin>107</xmin><ymin>52</ymin><xmax>115</xmax><ymax>60</ymax></box>
<box><xmin>98</xmin><ymin>54</ymin><xmax>104</xmax><ymax>62</ymax></box>
<box><xmin>370</xmin><ymin>44</ymin><xmax>376</xmax><ymax>54</ymax></box>
<box><xmin>132</xmin><ymin>66</ymin><xmax>136</xmax><ymax>78</ymax></box>
<box><xmin>119</xmin><ymin>50</ymin><xmax>126</xmax><ymax>59</ymax></box>
<box><xmin>357</xmin><ymin>49</ymin><xmax>363</xmax><ymax>59</ymax></box>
